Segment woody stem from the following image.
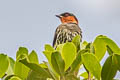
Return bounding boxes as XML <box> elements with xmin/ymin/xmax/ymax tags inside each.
<box><xmin>88</xmin><ymin>71</ymin><xmax>91</xmax><ymax>80</ymax></box>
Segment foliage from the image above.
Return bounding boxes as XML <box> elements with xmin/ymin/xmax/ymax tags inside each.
<box><xmin>0</xmin><ymin>35</ymin><xmax>120</xmax><ymax>80</ymax></box>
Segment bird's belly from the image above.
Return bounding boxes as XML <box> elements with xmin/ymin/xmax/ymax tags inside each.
<box><xmin>57</xmin><ymin>29</ymin><xmax>78</xmax><ymax>45</ymax></box>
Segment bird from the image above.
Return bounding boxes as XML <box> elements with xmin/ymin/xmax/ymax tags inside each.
<box><xmin>53</xmin><ymin>12</ymin><xmax>82</xmax><ymax>48</ymax></box>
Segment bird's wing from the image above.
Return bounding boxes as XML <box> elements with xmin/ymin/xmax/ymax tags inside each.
<box><xmin>53</xmin><ymin>24</ymin><xmax>65</xmax><ymax>48</ymax></box>
<box><xmin>53</xmin><ymin>28</ymin><xmax>58</xmax><ymax>47</ymax></box>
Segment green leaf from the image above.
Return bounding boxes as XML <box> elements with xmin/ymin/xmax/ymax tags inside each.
<box><xmin>45</xmin><ymin>44</ymin><xmax>54</xmax><ymax>51</ymax></box>
<box><xmin>100</xmin><ymin>36</ymin><xmax>120</xmax><ymax>54</ymax></box>
<box><xmin>0</xmin><ymin>54</ymin><xmax>9</xmax><ymax>78</ymax></box>
<box><xmin>56</xmin><ymin>44</ymin><xmax>64</xmax><ymax>53</ymax></box>
<box><xmin>65</xmin><ymin>74</ymin><xmax>80</xmax><ymax>80</ymax></box>
<box><xmin>28</xmin><ymin>50</ymin><xmax>39</xmax><ymax>64</ymax></box>
<box><xmin>27</xmin><ymin>70</ymin><xmax>48</xmax><ymax>80</ymax></box>
<box><xmin>43</xmin><ymin>44</ymin><xmax>54</xmax><ymax>65</ymax></box>
<box><xmin>45</xmin><ymin>62</ymin><xmax>59</xmax><ymax>80</ymax></box>
<box><xmin>39</xmin><ymin>63</ymin><xmax>48</xmax><ymax>68</ymax></box>
<box><xmin>80</xmin><ymin>72</ymin><xmax>93</xmax><ymax>79</ymax></box>
<box><xmin>107</xmin><ymin>45</ymin><xmax>113</xmax><ymax>55</ymax></box>
<box><xmin>43</xmin><ymin>51</ymin><xmax>52</xmax><ymax>64</ymax></box>
<box><xmin>93</xmin><ymin>35</ymin><xmax>120</xmax><ymax>61</ymax></box>
<box><xmin>47</xmin><ymin>78</ymin><xmax>54</xmax><ymax>80</ymax></box>
<box><xmin>14</xmin><ymin>62</ymin><xmax>30</xmax><ymax>79</ymax></box>
<box><xmin>81</xmin><ymin>53</ymin><xmax>101</xmax><ymax>80</ymax></box>
<box><xmin>93</xmin><ymin>35</ymin><xmax>107</xmax><ymax>61</ymax></box>
<box><xmin>4</xmin><ymin>75</ymin><xmax>14</xmax><ymax>80</ymax></box>
<box><xmin>9</xmin><ymin>76</ymin><xmax>22</xmax><ymax>80</ymax></box>
<box><xmin>71</xmin><ymin>49</ymin><xmax>88</xmax><ymax>72</ymax></box>
<box><xmin>80</xmin><ymin>72</ymin><xmax>88</xmax><ymax>79</ymax></box>
<box><xmin>19</xmin><ymin>58</ymin><xmax>52</xmax><ymax>79</ymax></box>
<box><xmin>14</xmin><ymin>48</ymin><xmax>29</xmax><ymax>79</ymax></box>
<box><xmin>81</xmin><ymin>41</ymin><xmax>88</xmax><ymax>50</ymax></box>
<box><xmin>6</xmin><ymin>57</ymin><xmax>15</xmax><ymax>75</ymax></box>
<box><xmin>62</xmin><ymin>42</ymin><xmax>76</xmax><ymax>71</ymax></box>
<box><xmin>72</xmin><ymin>35</ymin><xmax>81</xmax><ymax>51</ymax></box>
<box><xmin>16</xmin><ymin>47</ymin><xmax>28</xmax><ymax>60</ymax></box>
<box><xmin>112</xmin><ymin>54</ymin><xmax>120</xmax><ymax>70</ymax></box>
<box><xmin>43</xmin><ymin>44</ymin><xmax>62</xmax><ymax>78</ymax></box>
<box><xmin>101</xmin><ymin>55</ymin><xmax>117</xmax><ymax>80</ymax></box>
<box><xmin>51</xmin><ymin>52</ymin><xmax>65</xmax><ymax>76</ymax></box>
<box><xmin>43</xmin><ymin>51</ymin><xmax>59</xmax><ymax>79</ymax></box>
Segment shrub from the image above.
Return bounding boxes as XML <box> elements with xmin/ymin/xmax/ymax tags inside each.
<box><xmin>0</xmin><ymin>35</ymin><xmax>120</xmax><ymax>80</ymax></box>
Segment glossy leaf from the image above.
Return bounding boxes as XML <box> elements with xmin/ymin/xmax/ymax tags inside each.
<box><xmin>81</xmin><ymin>41</ymin><xmax>88</xmax><ymax>50</ymax></box>
<box><xmin>100</xmin><ymin>36</ymin><xmax>120</xmax><ymax>54</ymax></box>
<box><xmin>14</xmin><ymin>62</ymin><xmax>30</xmax><ymax>79</ymax></box>
<box><xmin>43</xmin><ymin>51</ymin><xmax>52</xmax><ymax>64</ymax></box>
<box><xmin>19</xmin><ymin>58</ymin><xmax>52</xmax><ymax>79</ymax></box>
<box><xmin>107</xmin><ymin>45</ymin><xmax>113</xmax><ymax>55</ymax></box>
<box><xmin>0</xmin><ymin>54</ymin><xmax>9</xmax><ymax>78</ymax></box>
<box><xmin>27</xmin><ymin>70</ymin><xmax>47</xmax><ymax>80</ymax></box>
<box><xmin>72</xmin><ymin>35</ymin><xmax>81</xmax><ymax>51</ymax></box>
<box><xmin>62</xmin><ymin>42</ymin><xmax>76</xmax><ymax>71</ymax></box>
<box><xmin>65</xmin><ymin>74</ymin><xmax>80</xmax><ymax>80</ymax></box>
<box><xmin>45</xmin><ymin>44</ymin><xmax>54</xmax><ymax>51</ymax></box>
<box><xmin>51</xmin><ymin>52</ymin><xmax>65</xmax><ymax>76</ymax></box>
<box><xmin>39</xmin><ymin>63</ymin><xmax>48</xmax><ymax>68</ymax></box>
<box><xmin>82</xmin><ymin>53</ymin><xmax>101</xmax><ymax>80</ymax></box>
<box><xmin>101</xmin><ymin>55</ymin><xmax>117</xmax><ymax>80</ymax></box>
<box><xmin>14</xmin><ymin>48</ymin><xmax>29</xmax><ymax>79</ymax></box>
<box><xmin>56</xmin><ymin>44</ymin><xmax>64</xmax><ymax>53</ymax></box>
<box><xmin>4</xmin><ymin>75</ymin><xmax>14</xmax><ymax>80</ymax></box>
<box><xmin>113</xmin><ymin>54</ymin><xmax>120</xmax><ymax>70</ymax></box>
<box><xmin>9</xmin><ymin>76</ymin><xmax>22</xmax><ymax>80</ymax></box>
<box><xmin>43</xmin><ymin>44</ymin><xmax>54</xmax><ymax>65</ymax></box>
<box><xmin>93</xmin><ymin>35</ymin><xmax>107</xmax><ymax>61</ymax></box>
<box><xmin>80</xmin><ymin>72</ymin><xmax>88</xmax><ymax>79</ymax></box>
<box><xmin>93</xmin><ymin>35</ymin><xmax>120</xmax><ymax>61</ymax></box>
<box><xmin>28</xmin><ymin>50</ymin><xmax>39</xmax><ymax>64</ymax></box>
<box><xmin>6</xmin><ymin>57</ymin><xmax>15</xmax><ymax>75</ymax></box>
<box><xmin>45</xmin><ymin>62</ymin><xmax>59</xmax><ymax>80</ymax></box>
<box><xmin>16</xmin><ymin>47</ymin><xmax>28</xmax><ymax>60</ymax></box>
<box><xmin>71</xmin><ymin>49</ymin><xmax>88</xmax><ymax>72</ymax></box>
<box><xmin>43</xmin><ymin>51</ymin><xmax>59</xmax><ymax>79</ymax></box>
<box><xmin>47</xmin><ymin>78</ymin><xmax>54</xmax><ymax>80</ymax></box>
<box><xmin>80</xmin><ymin>72</ymin><xmax>93</xmax><ymax>79</ymax></box>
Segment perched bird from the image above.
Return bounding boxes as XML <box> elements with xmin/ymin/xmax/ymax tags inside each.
<box><xmin>53</xmin><ymin>12</ymin><xmax>82</xmax><ymax>48</ymax></box>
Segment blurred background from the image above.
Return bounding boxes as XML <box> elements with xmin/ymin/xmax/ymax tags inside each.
<box><xmin>0</xmin><ymin>0</ymin><xmax>120</xmax><ymax>78</ymax></box>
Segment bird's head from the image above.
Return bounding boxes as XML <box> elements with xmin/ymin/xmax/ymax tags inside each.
<box><xmin>56</xmin><ymin>12</ymin><xmax>78</xmax><ymax>24</ymax></box>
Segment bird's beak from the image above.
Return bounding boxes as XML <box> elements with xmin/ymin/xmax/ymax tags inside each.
<box><xmin>55</xmin><ymin>15</ymin><xmax>62</xmax><ymax>18</ymax></box>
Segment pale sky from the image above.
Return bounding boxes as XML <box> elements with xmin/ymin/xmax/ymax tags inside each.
<box><xmin>0</xmin><ymin>0</ymin><xmax>120</xmax><ymax>78</ymax></box>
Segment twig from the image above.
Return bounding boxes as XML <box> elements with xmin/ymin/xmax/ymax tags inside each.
<box><xmin>88</xmin><ymin>71</ymin><xmax>91</xmax><ymax>80</ymax></box>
